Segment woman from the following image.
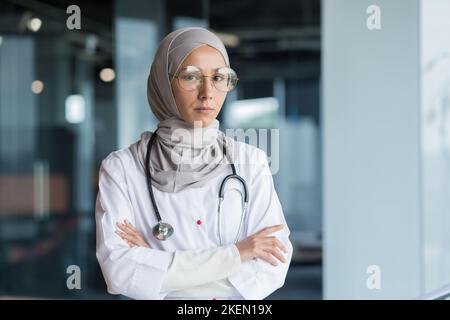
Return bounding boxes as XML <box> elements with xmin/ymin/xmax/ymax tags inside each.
<box><xmin>95</xmin><ymin>27</ymin><xmax>293</xmax><ymax>300</ymax></box>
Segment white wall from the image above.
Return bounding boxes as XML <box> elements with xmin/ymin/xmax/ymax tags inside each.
<box><xmin>420</xmin><ymin>0</ymin><xmax>450</xmax><ymax>294</ymax></box>
<box><xmin>322</xmin><ymin>0</ymin><xmax>423</xmax><ymax>299</ymax></box>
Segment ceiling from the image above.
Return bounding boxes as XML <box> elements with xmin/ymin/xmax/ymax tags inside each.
<box><xmin>0</xmin><ymin>0</ymin><xmax>321</xmax><ymax>78</ymax></box>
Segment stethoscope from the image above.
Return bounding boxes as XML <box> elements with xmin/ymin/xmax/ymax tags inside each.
<box><xmin>145</xmin><ymin>129</ymin><xmax>249</xmax><ymax>244</ymax></box>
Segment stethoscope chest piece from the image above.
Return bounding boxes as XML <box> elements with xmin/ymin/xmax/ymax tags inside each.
<box><xmin>152</xmin><ymin>221</ymin><xmax>174</xmax><ymax>241</ymax></box>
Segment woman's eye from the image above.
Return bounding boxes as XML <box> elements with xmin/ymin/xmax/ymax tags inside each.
<box><xmin>213</xmin><ymin>75</ymin><xmax>225</xmax><ymax>82</ymax></box>
<box><xmin>182</xmin><ymin>74</ymin><xmax>200</xmax><ymax>81</ymax></box>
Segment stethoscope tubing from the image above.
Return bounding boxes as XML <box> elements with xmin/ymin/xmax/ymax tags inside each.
<box><xmin>145</xmin><ymin>128</ymin><xmax>249</xmax><ymax>243</ymax></box>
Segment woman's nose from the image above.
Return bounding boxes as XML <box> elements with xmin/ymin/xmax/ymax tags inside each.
<box><xmin>198</xmin><ymin>77</ymin><xmax>214</xmax><ymax>100</ymax></box>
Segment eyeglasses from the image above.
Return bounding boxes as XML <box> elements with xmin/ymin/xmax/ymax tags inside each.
<box><xmin>169</xmin><ymin>65</ymin><xmax>239</xmax><ymax>92</ymax></box>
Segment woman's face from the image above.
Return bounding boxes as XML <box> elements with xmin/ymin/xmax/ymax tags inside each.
<box><xmin>171</xmin><ymin>45</ymin><xmax>228</xmax><ymax>128</ymax></box>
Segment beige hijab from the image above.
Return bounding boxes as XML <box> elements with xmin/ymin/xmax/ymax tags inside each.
<box><xmin>134</xmin><ymin>27</ymin><xmax>233</xmax><ymax>193</ymax></box>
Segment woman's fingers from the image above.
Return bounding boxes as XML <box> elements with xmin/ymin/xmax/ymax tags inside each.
<box><xmin>115</xmin><ymin>222</ymin><xmax>131</xmax><ymax>234</ymax></box>
<box><xmin>125</xmin><ymin>239</ymin><xmax>136</xmax><ymax>247</ymax></box>
<box><xmin>253</xmin><ymin>237</ymin><xmax>287</xmax><ymax>265</ymax></box>
<box><xmin>257</xmin><ymin>224</ymin><xmax>284</xmax><ymax>237</ymax></box>
<box><xmin>237</xmin><ymin>224</ymin><xmax>288</xmax><ymax>265</ymax></box>
<box><xmin>115</xmin><ymin>227</ymin><xmax>151</xmax><ymax>248</ymax></box>
<box><xmin>268</xmin><ymin>246</ymin><xmax>286</xmax><ymax>263</ymax></box>
<box><xmin>260</xmin><ymin>251</ymin><xmax>279</xmax><ymax>266</ymax></box>
<box><xmin>115</xmin><ymin>230</ymin><xmax>137</xmax><ymax>243</ymax></box>
<box><xmin>263</xmin><ymin>236</ymin><xmax>287</xmax><ymax>254</ymax></box>
<box><xmin>275</xmin><ymin>238</ymin><xmax>288</xmax><ymax>254</ymax></box>
<box><xmin>116</xmin><ymin>221</ymin><xmax>137</xmax><ymax>235</ymax></box>
<box><xmin>116</xmin><ymin>221</ymin><xmax>146</xmax><ymax>244</ymax></box>
<box><xmin>256</xmin><ymin>246</ymin><xmax>286</xmax><ymax>266</ymax></box>
<box><xmin>116</xmin><ymin>230</ymin><xmax>141</xmax><ymax>245</ymax></box>
<box><xmin>124</xmin><ymin>220</ymin><xmax>139</xmax><ymax>233</ymax></box>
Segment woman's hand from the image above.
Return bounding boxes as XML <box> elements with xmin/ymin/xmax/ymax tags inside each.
<box><xmin>235</xmin><ymin>224</ymin><xmax>288</xmax><ymax>266</ymax></box>
<box><xmin>115</xmin><ymin>220</ymin><xmax>151</xmax><ymax>248</ymax></box>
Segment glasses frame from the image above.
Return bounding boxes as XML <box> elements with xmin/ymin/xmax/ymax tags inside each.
<box><xmin>169</xmin><ymin>66</ymin><xmax>239</xmax><ymax>92</ymax></box>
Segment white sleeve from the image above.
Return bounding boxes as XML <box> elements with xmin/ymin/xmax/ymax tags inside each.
<box><xmin>95</xmin><ymin>155</ymin><xmax>174</xmax><ymax>300</ymax></box>
<box><xmin>227</xmin><ymin>149</ymin><xmax>294</xmax><ymax>300</ymax></box>
<box><xmin>161</xmin><ymin>244</ymin><xmax>242</xmax><ymax>292</ymax></box>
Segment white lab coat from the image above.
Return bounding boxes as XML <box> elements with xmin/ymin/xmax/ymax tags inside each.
<box><xmin>95</xmin><ymin>135</ymin><xmax>293</xmax><ymax>300</ymax></box>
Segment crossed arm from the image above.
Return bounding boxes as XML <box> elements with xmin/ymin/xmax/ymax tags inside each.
<box><xmin>115</xmin><ymin>219</ymin><xmax>288</xmax><ymax>267</ymax></box>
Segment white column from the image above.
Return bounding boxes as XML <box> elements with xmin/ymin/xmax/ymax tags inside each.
<box><xmin>322</xmin><ymin>0</ymin><xmax>422</xmax><ymax>299</ymax></box>
<box><xmin>420</xmin><ymin>0</ymin><xmax>450</xmax><ymax>295</ymax></box>
<box><xmin>323</xmin><ymin>0</ymin><xmax>450</xmax><ymax>299</ymax></box>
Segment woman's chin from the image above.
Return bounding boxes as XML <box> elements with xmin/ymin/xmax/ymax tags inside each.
<box><xmin>190</xmin><ymin>116</ymin><xmax>215</xmax><ymax>128</ymax></box>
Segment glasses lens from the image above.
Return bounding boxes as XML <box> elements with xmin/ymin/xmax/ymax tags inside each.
<box><xmin>176</xmin><ymin>66</ymin><xmax>238</xmax><ymax>92</ymax></box>
<box><xmin>177</xmin><ymin>68</ymin><xmax>202</xmax><ymax>91</ymax></box>
<box><xmin>214</xmin><ymin>67</ymin><xmax>238</xmax><ymax>92</ymax></box>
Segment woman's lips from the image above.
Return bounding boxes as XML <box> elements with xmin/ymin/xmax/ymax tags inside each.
<box><xmin>194</xmin><ymin>107</ymin><xmax>215</xmax><ymax>114</ymax></box>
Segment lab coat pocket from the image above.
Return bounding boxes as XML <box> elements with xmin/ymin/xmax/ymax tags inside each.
<box><xmin>218</xmin><ymin>183</ymin><xmax>247</xmax><ymax>245</ymax></box>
